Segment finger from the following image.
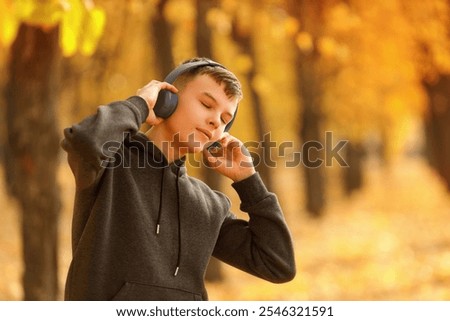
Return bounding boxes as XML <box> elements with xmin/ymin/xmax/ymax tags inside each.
<box><xmin>136</xmin><ymin>80</ymin><xmax>160</xmax><ymax>93</ymax></box>
<box><xmin>136</xmin><ymin>81</ymin><xmax>178</xmax><ymax>113</ymax></box>
<box><xmin>205</xmin><ymin>143</ymin><xmax>221</xmax><ymax>157</ymax></box>
<box><xmin>136</xmin><ymin>80</ymin><xmax>177</xmax><ymax>97</ymax></box>
<box><xmin>146</xmin><ymin>116</ymin><xmax>164</xmax><ymax>126</ymax></box>
<box><xmin>206</xmin><ymin>139</ymin><xmax>241</xmax><ymax>166</ymax></box>
<box><xmin>159</xmin><ymin>82</ymin><xmax>178</xmax><ymax>93</ymax></box>
<box><xmin>145</xmin><ymin>109</ymin><xmax>164</xmax><ymax>126</ymax></box>
<box><xmin>204</xmin><ymin>131</ymin><xmax>226</xmax><ymax>152</ymax></box>
<box><xmin>202</xmin><ymin>148</ymin><xmax>222</xmax><ymax>168</ymax></box>
<box><xmin>220</xmin><ymin>134</ymin><xmax>241</xmax><ymax>152</ymax></box>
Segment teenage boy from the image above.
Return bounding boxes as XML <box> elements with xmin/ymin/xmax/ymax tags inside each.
<box><xmin>62</xmin><ymin>57</ymin><xmax>296</xmax><ymax>300</ymax></box>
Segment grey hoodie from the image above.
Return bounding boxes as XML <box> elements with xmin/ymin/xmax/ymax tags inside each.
<box><xmin>61</xmin><ymin>96</ymin><xmax>296</xmax><ymax>300</ymax></box>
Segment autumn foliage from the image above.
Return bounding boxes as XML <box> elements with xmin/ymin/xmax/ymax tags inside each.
<box><xmin>1</xmin><ymin>0</ymin><xmax>450</xmax><ymax>300</ymax></box>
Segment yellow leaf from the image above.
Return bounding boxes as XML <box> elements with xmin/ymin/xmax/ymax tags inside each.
<box><xmin>14</xmin><ymin>0</ymin><xmax>35</xmax><ymax>20</ymax></box>
<box><xmin>252</xmin><ymin>74</ymin><xmax>271</xmax><ymax>94</ymax></box>
<box><xmin>165</xmin><ymin>0</ymin><xmax>195</xmax><ymax>24</ymax></box>
<box><xmin>235</xmin><ymin>54</ymin><xmax>253</xmax><ymax>74</ymax></box>
<box><xmin>284</xmin><ymin>16</ymin><xmax>300</xmax><ymax>37</ymax></box>
<box><xmin>0</xmin><ymin>1</ymin><xmax>20</xmax><ymax>47</ymax></box>
<box><xmin>296</xmin><ymin>31</ymin><xmax>313</xmax><ymax>53</ymax></box>
<box><xmin>80</xmin><ymin>7</ymin><xmax>106</xmax><ymax>56</ymax></box>
<box><xmin>317</xmin><ymin>36</ymin><xmax>337</xmax><ymax>58</ymax></box>
<box><xmin>206</xmin><ymin>8</ymin><xmax>231</xmax><ymax>35</ymax></box>
<box><xmin>59</xmin><ymin>0</ymin><xmax>84</xmax><ymax>56</ymax></box>
<box><xmin>24</xmin><ymin>0</ymin><xmax>64</xmax><ymax>28</ymax></box>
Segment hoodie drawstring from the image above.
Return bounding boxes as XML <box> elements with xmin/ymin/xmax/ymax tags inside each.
<box><xmin>154</xmin><ymin>166</ymin><xmax>182</xmax><ymax>277</ymax></box>
<box><xmin>174</xmin><ymin>166</ymin><xmax>182</xmax><ymax>276</ymax></box>
<box><xmin>155</xmin><ymin>167</ymin><xmax>165</xmax><ymax>235</ymax></box>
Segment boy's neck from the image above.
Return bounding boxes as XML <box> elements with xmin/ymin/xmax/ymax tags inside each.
<box><xmin>144</xmin><ymin>127</ymin><xmax>187</xmax><ymax>164</ymax></box>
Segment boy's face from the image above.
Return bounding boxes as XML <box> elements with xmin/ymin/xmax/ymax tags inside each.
<box><xmin>162</xmin><ymin>74</ymin><xmax>239</xmax><ymax>154</ymax></box>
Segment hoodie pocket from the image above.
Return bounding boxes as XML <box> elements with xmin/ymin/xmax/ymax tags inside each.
<box><xmin>112</xmin><ymin>282</ymin><xmax>203</xmax><ymax>301</ymax></box>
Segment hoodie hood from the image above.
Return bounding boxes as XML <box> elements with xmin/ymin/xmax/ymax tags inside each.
<box><xmin>125</xmin><ymin>132</ymin><xmax>186</xmax><ymax>171</ymax></box>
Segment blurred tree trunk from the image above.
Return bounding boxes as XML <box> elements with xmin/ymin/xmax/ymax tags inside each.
<box><xmin>152</xmin><ymin>0</ymin><xmax>175</xmax><ymax>77</ymax></box>
<box><xmin>423</xmin><ymin>74</ymin><xmax>450</xmax><ymax>191</ymax></box>
<box><xmin>0</xmin><ymin>55</ymin><xmax>6</xmax><ymax>169</ymax></box>
<box><xmin>293</xmin><ymin>0</ymin><xmax>328</xmax><ymax>217</ymax></box>
<box><xmin>195</xmin><ymin>0</ymin><xmax>224</xmax><ymax>282</ymax></box>
<box><xmin>196</xmin><ymin>0</ymin><xmax>215</xmax><ymax>58</ymax></box>
<box><xmin>298</xmin><ymin>74</ymin><xmax>325</xmax><ymax>217</ymax></box>
<box><xmin>196</xmin><ymin>0</ymin><xmax>223</xmax><ymax>194</ymax></box>
<box><xmin>343</xmin><ymin>141</ymin><xmax>365</xmax><ymax>195</ymax></box>
<box><xmin>231</xmin><ymin>7</ymin><xmax>275</xmax><ymax>192</ymax></box>
<box><xmin>146</xmin><ymin>0</ymin><xmax>174</xmax><ymax>133</ymax></box>
<box><xmin>4</xmin><ymin>24</ymin><xmax>62</xmax><ymax>300</ymax></box>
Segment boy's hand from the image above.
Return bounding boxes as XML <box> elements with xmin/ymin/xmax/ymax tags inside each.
<box><xmin>136</xmin><ymin>80</ymin><xmax>178</xmax><ymax>126</ymax></box>
<box><xmin>203</xmin><ymin>133</ymin><xmax>256</xmax><ymax>182</ymax></box>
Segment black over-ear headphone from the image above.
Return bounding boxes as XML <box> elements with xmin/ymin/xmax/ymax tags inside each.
<box><xmin>153</xmin><ymin>59</ymin><xmax>237</xmax><ymax>132</ymax></box>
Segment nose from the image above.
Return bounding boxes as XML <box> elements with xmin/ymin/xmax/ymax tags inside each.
<box><xmin>208</xmin><ymin>113</ymin><xmax>220</xmax><ymax>129</ymax></box>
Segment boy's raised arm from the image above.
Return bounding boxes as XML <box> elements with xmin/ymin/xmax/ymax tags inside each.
<box><xmin>61</xmin><ymin>96</ymin><xmax>149</xmax><ymax>172</ymax></box>
<box><xmin>205</xmin><ymin>132</ymin><xmax>296</xmax><ymax>283</ymax></box>
<box><xmin>61</xmin><ymin>81</ymin><xmax>177</xmax><ymax>187</ymax></box>
<box><xmin>213</xmin><ymin>172</ymin><xmax>296</xmax><ymax>283</ymax></box>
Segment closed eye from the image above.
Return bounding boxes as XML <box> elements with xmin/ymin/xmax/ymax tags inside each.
<box><xmin>201</xmin><ymin>101</ymin><xmax>211</xmax><ymax>109</ymax></box>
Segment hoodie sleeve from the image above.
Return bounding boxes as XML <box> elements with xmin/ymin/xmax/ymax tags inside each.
<box><xmin>212</xmin><ymin>172</ymin><xmax>296</xmax><ymax>283</ymax></box>
<box><xmin>61</xmin><ymin>96</ymin><xmax>149</xmax><ymax>189</ymax></box>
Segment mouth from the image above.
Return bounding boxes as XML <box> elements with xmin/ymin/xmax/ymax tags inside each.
<box><xmin>197</xmin><ymin>128</ymin><xmax>212</xmax><ymax>140</ymax></box>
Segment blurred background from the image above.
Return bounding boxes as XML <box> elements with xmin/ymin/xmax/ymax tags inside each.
<box><xmin>1</xmin><ymin>0</ymin><xmax>450</xmax><ymax>300</ymax></box>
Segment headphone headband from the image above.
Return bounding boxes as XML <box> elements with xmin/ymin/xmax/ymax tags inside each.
<box><xmin>164</xmin><ymin>60</ymin><xmax>225</xmax><ymax>84</ymax></box>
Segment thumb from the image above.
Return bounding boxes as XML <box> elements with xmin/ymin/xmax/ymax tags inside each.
<box><xmin>145</xmin><ymin>108</ymin><xmax>164</xmax><ymax>126</ymax></box>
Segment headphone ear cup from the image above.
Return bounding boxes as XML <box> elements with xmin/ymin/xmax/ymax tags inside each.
<box><xmin>224</xmin><ymin>120</ymin><xmax>233</xmax><ymax>132</ymax></box>
<box><xmin>224</xmin><ymin>105</ymin><xmax>238</xmax><ymax>132</ymax></box>
<box><xmin>153</xmin><ymin>89</ymin><xmax>179</xmax><ymax>118</ymax></box>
